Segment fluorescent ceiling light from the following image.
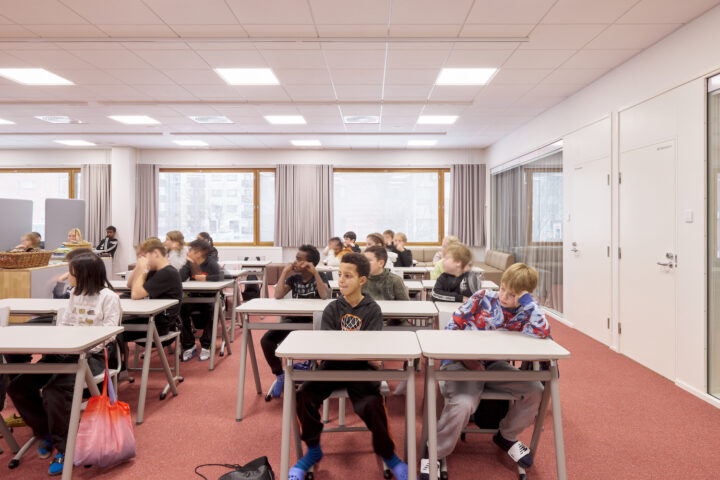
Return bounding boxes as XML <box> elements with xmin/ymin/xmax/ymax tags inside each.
<box><xmin>417</xmin><ymin>115</ymin><xmax>458</xmax><ymax>125</ymax></box>
<box><xmin>435</xmin><ymin>68</ymin><xmax>497</xmax><ymax>85</ymax></box>
<box><xmin>0</xmin><ymin>118</ymin><xmax>15</xmax><ymax>125</ymax></box>
<box><xmin>291</xmin><ymin>140</ymin><xmax>321</xmax><ymax>147</ymax></box>
<box><xmin>264</xmin><ymin>115</ymin><xmax>306</xmax><ymax>125</ymax></box>
<box><xmin>189</xmin><ymin>115</ymin><xmax>232</xmax><ymax>124</ymax></box>
<box><xmin>35</xmin><ymin>115</ymin><xmax>83</xmax><ymax>124</ymax></box>
<box><xmin>108</xmin><ymin>115</ymin><xmax>160</xmax><ymax>125</ymax></box>
<box><xmin>215</xmin><ymin>68</ymin><xmax>279</xmax><ymax>85</ymax></box>
<box><xmin>343</xmin><ymin>115</ymin><xmax>380</xmax><ymax>124</ymax></box>
<box><xmin>408</xmin><ymin>140</ymin><xmax>438</xmax><ymax>147</ymax></box>
<box><xmin>54</xmin><ymin>140</ymin><xmax>96</xmax><ymax>146</ymax></box>
<box><xmin>173</xmin><ymin>140</ymin><xmax>208</xmax><ymax>147</ymax></box>
<box><xmin>0</xmin><ymin>68</ymin><xmax>73</xmax><ymax>85</ymax></box>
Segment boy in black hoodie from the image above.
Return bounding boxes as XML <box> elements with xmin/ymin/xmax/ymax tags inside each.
<box><xmin>432</xmin><ymin>243</ymin><xmax>481</xmax><ymax>302</ymax></box>
<box><xmin>290</xmin><ymin>253</ymin><xmax>409</xmax><ymax>480</ymax></box>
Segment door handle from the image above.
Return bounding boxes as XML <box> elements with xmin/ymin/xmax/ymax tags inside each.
<box><xmin>570</xmin><ymin>242</ymin><xmax>578</xmax><ymax>253</ymax></box>
<box><xmin>656</xmin><ymin>261</ymin><xmax>674</xmax><ymax>268</ymax></box>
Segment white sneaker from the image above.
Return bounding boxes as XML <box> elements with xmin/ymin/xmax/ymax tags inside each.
<box><xmin>419</xmin><ymin>458</ymin><xmax>440</xmax><ymax>479</ymax></box>
<box><xmin>198</xmin><ymin>348</ymin><xmax>211</xmax><ymax>361</ymax></box>
<box><xmin>181</xmin><ymin>345</ymin><xmax>197</xmax><ymax>362</ymax></box>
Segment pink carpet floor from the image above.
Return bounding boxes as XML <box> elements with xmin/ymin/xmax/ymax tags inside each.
<box><xmin>3</xmin><ymin>314</ymin><xmax>720</xmax><ymax>479</ymax></box>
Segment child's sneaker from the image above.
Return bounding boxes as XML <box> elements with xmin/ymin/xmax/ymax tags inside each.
<box><xmin>181</xmin><ymin>345</ymin><xmax>197</xmax><ymax>362</ymax></box>
<box><xmin>419</xmin><ymin>458</ymin><xmax>440</xmax><ymax>479</ymax></box>
<box><xmin>37</xmin><ymin>437</ymin><xmax>53</xmax><ymax>459</ymax></box>
<box><xmin>272</xmin><ymin>373</ymin><xmax>285</xmax><ymax>398</ymax></box>
<box><xmin>4</xmin><ymin>413</ymin><xmax>26</xmax><ymax>428</ymax></box>
<box><xmin>48</xmin><ymin>453</ymin><xmax>64</xmax><ymax>476</ymax></box>
<box><xmin>493</xmin><ymin>432</ymin><xmax>533</xmax><ymax>468</ymax></box>
<box><xmin>198</xmin><ymin>348</ymin><xmax>211</xmax><ymax>361</ymax></box>
<box><xmin>288</xmin><ymin>466</ymin><xmax>306</xmax><ymax>480</ymax></box>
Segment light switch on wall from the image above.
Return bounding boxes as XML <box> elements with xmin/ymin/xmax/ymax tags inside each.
<box><xmin>684</xmin><ymin>209</ymin><xmax>694</xmax><ymax>223</ymax></box>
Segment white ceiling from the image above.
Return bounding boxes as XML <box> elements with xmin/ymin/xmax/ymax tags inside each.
<box><xmin>0</xmin><ymin>0</ymin><xmax>717</xmax><ymax>150</ymax></box>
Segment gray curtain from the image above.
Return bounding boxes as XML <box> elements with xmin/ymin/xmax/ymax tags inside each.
<box><xmin>274</xmin><ymin>164</ymin><xmax>333</xmax><ymax>247</ymax></box>
<box><xmin>450</xmin><ymin>164</ymin><xmax>486</xmax><ymax>247</ymax></box>
<box><xmin>134</xmin><ymin>164</ymin><xmax>159</xmax><ymax>244</ymax></box>
<box><xmin>81</xmin><ymin>164</ymin><xmax>111</xmax><ymax>246</ymax></box>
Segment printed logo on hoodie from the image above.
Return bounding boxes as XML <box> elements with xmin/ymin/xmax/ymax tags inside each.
<box><xmin>341</xmin><ymin>313</ymin><xmax>362</xmax><ymax>331</ymax></box>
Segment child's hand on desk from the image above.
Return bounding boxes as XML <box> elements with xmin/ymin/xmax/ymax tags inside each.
<box><xmin>369</xmin><ymin>360</ymin><xmax>383</xmax><ymax>370</ymax></box>
<box><xmin>461</xmin><ymin>360</ymin><xmax>484</xmax><ymax>370</ymax></box>
<box><xmin>194</xmin><ymin>274</ymin><xmax>207</xmax><ymax>282</ymax></box>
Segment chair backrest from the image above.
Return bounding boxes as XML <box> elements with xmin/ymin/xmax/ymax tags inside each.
<box><xmin>0</xmin><ymin>306</ymin><xmax>9</xmax><ymax>327</ymax></box>
<box><xmin>54</xmin><ymin>307</ymin><xmax>66</xmax><ymax>326</ymax></box>
<box><xmin>312</xmin><ymin>311</ymin><xmax>323</xmax><ymax>330</ymax></box>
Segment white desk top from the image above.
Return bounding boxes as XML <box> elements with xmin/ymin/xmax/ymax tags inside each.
<box><xmin>317</xmin><ymin>265</ymin><xmax>338</xmax><ymax>272</ymax></box>
<box><xmin>221</xmin><ymin>260</ymin><xmax>271</xmax><ymax>267</ymax></box>
<box><xmin>277</xmin><ymin>330</ymin><xmax>421</xmax><ymax>360</ymax></box>
<box><xmin>0</xmin><ymin>298</ymin><xmax>66</xmax><ymax>314</ymax></box>
<box><xmin>110</xmin><ymin>279</ymin><xmax>233</xmax><ymax>292</ymax></box>
<box><xmin>236</xmin><ymin>298</ymin><xmax>332</xmax><ymax>315</ymax></box>
<box><xmin>393</xmin><ymin>267</ymin><xmax>430</xmax><ymax>273</ymax></box>
<box><xmin>422</xmin><ymin>279</ymin><xmax>499</xmax><ymax>290</ymax></box>
<box><xmin>416</xmin><ymin>330</ymin><xmax>570</xmax><ymax>361</ymax></box>
<box><xmin>119</xmin><ymin>298</ymin><xmax>178</xmax><ymax>315</ymax></box>
<box><xmin>0</xmin><ymin>326</ymin><xmax>124</xmax><ymax>354</ymax></box>
<box><xmin>225</xmin><ymin>269</ymin><xmax>251</xmax><ymax>277</ymax></box>
<box><xmin>375</xmin><ymin>300</ymin><xmax>438</xmax><ymax>317</ymax></box>
<box><xmin>433</xmin><ymin>301</ymin><xmax>463</xmax><ymax>313</ymax></box>
<box><xmin>328</xmin><ymin>280</ymin><xmax>422</xmax><ymax>291</ymax></box>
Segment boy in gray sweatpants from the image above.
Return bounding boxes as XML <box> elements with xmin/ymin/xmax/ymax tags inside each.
<box><xmin>422</xmin><ymin>263</ymin><xmax>551</xmax><ymax>478</ymax></box>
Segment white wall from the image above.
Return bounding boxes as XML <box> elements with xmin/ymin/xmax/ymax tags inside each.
<box><xmin>110</xmin><ymin>148</ymin><xmax>137</xmax><ymax>273</ymax></box>
<box><xmin>0</xmin><ymin>149</ymin><xmax>110</xmax><ymax>166</ymax></box>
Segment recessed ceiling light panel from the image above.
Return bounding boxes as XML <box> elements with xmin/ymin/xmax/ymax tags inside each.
<box><xmin>408</xmin><ymin>140</ymin><xmax>438</xmax><ymax>147</ymax></box>
<box><xmin>173</xmin><ymin>140</ymin><xmax>209</xmax><ymax>147</ymax></box>
<box><xmin>435</xmin><ymin>68</ymin><xmax>497</xmax><ymax>85</ymax></box>
<box><xmin>264</xmin><ymin>115</ymin><xmax>306</xmax><ymax>125</ymax></box>
<box><xmin>54</xmin><ymin>140</ymin><xmax>96</xmax><ymax>146</ymax></box>
<box><xmin>215</xmin><ymin>68</ymin><xmax>279</xmax><ymax>85</ymax></box>
<box><xmin>188</xmin><ymin>115</ymin><xmax>233</xmax><ymax>124</ymax></box>
<box><xmin>108</xmin><ymin>115</ymin><xmax>160</xmax><ymax>125</ymax></box>
<box><xmin>417</xmin><ymin>115</ymin><xmax>458</xmax><ymax>125</ymax></box>
<box><xmin>0</xmin><ymin>68</ymin><xmax>73</xmax><ymax>85</ymax></box>
<box><xmin>291</xmin><ymin>140</ymin><xmax>321</xmax><ymax>147</ymax></box>
<box><xmin>35</xmin><ymin>116</ymin><xmax>83</xmax><ymax>124</ymax></box>
<box><xmin>343</xmin><ymin>115</ymin><xmax>380</xmax><ymax>124</ymax></box>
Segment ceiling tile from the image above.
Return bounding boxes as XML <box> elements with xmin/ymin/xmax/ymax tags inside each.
<box><xmin>521</xmin><ymin>24</ymin><xmax>608</xmax><ymax>49</ymax></box>
<box><xmin>163</xmin><ymin>68</ymin><xmax>225</xmax><ymax>85</ymax></box>
<box><xmin>429</xmin><ymin>85</ymin><xmax>483</xmax><ymax>101</ymax></box>
<box><xmin>330</xmin><ymin>69</ymin><xmax>384</xmax><ymax>85</ymax></box>
<box><xmin>323</xmin><ymin>49</ymin><xmax>386</xmax><ymax>69</ymax></box>
<box><xmin>388</xmin><ymin>24</ymin><xmax>462</xmax><ymax>36</ymax></box>
<box><xmin>142</xmin><ymin>0</ymin><xmax>239</xmax><ymax>24</ymax></box>
<box><xmin>97</xmin><ymin>25</ymin><xmax>177</xmax><ymax>37</ymax></box>
<box><xmin>333</xmin><ymin>84</ymin><xmax>382</xmax><ymax>100</ymax></box>
<box><xmin>308</xmin><ymin>0</ymin><xmax>390</xmax><ymax>25</ymax></box>
<box><xmin>562</xmin><ymin>48</ymin><xmax>639</xmax><ymax>69</ymax></box>
<box><xmin>380</xmin><ymin>104</ymin><xmax>424</xmax><ymax>116</ymax></box>
<box><xmin>542</xmin><ymin>67</ymin><xmax>608</xmax><ymax>84</ymax></box>
<box><xmin>284</xmin><ymin>84</ymin><xmax>337</xmax><ymax>101</ymax></box>
<box><xmin>382</xmin><ymin>85</ymin><xmax>431</xmax><ymax>100</ymax></box>
<box><xmin>6</xmin><ymin>49</ymin><xmax>91</xmax><ymax>68</ymax></box>
<box><xmin>459</xmin><ymin>24</ymin><xmax>534</xmax><ymax>37</ymax></box>
<box><xmin>195</xmin><ymin>50</ymin><xmax>268</xmax><ymax>68</ymax></box>
<box><xmin>491</xmin><ymin>68</ymin><xmax>552</xmax><ymax>84</ymax></box>
<box><xmin>541</xmin><ymin>0</ymin><xmax>639</xmax><ymax>24</ymax></box>
<box><xmin>584</xmin><ymin>23</ymin><xmax>682</xmax><ymax>49</ymax></box>
<box><xmin>106</xmin><ymin>69</ymin><xmax>175</xmax><ymax>85</ymax></box>
<box><xmin>241</xmin><ymin>25</ymin><xmax>317</xmax><ymax>36</ymax></box>
<box><xmin>84</xmin><ymin>84</ymin><xmax>151</xmax><ymax>100</ymax></box>
<box><xmin>274</xmin><ymin>68</ymin><xmax>332</xmax><ymax>85</ymax></box>
<box><xmin>232</xmin><ymin>85</ymin><xmax>291</xmax><ymax>101</ymax></box>
<box><xmin>618</xmin><ymin>0</ymin><xmax>720</xmax><ymax>24</ymax></box>
<box><xmin>59</xmin><ymin>0</ymin><xmax>163</xmax><ymax>24</ymax></box>
<box><xmin>502</xmin><ymin>49</ymin><xmax>576</xmax><ymax>69</ymax></box>
<box><xmin>386</xmin><ymin>48</ymin><xmax>449</xmax><ymax>69</ymax></box>
<box><xmin>169</xmin><ymin>25</ymin><xmax>249</xmax><ymax>37</ymax></box>
<box><xmin>0</xmin><ymin>0</ymin><xmax>88</xmax><ymax>24</ymax></box>
<box><xmin>339</xmin><ymin>104</ymin><xmax>381</xmax><ymax>116</ymax></box>
<box><xmin>526</xmin><ymin>82</ymin><xmax>584</xmax><ymax>97</ymax></box>
<box><xmin>315</xmin><ymin>24</ymin><xmax>388</xmax><ymax>36</ymax></box>
<box><xmin>49</xmin><ymin>68</ymin><xmax>121</xmax><ymax>85</ymax></box>
<box><xmin>384</xmin><ymin>68</ymin><xmax>438</xmax><ymax>85</ymax></box>
<box><xmin>182</xmin><ymin>84</ymin><xmax>244</xmax><ymax>98</ymax></box>
<box><xmin>133</xmin><ymin>49</ymin><xmax>209</xmax><ymax>69</ymax></box>
<box><xmin>466</xmin><ymin>0</ymin><xmax>555</xmax><ymax>24</ymax></box>
<box><xmin>390</xmin><ymin>0</ymin><xmax>473</xmax><ymax>24</ymax></box>
<box><xmin>261</xmin><ymin>50</ymin><xmax>327</xmax><ymax>69</ymax></box>
<box><xmin>226</xmin><ymin>0</ymin><xmax>314</xmax><ymax>24</ymax></box>
<box><xmin>444</xmin><ymin>48</ymin><xmax>514</xmax><ymax>67</ymax></box>
<box><xmin>133</xmin><ymin>84</ymin><xmax>197</xmax><ymax>100</ymax></box>
<box><xmin>71</xmin><ymin>49</ymin><xmax>150</xmax><ymax>68</ymax></box>
<box><xmin>0</xmin><ymin>25</ymin><xmax>36</xmax><ymax>37</ymax></box>
<box><xmin>23</xmin><ymin>24</ymin><xmax>108</xmax><ymax>37</ymax></box>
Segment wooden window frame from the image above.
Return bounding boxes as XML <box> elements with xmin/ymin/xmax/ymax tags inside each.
<box><xmin>158</xmin><ymin>168</ymin><xmax>275</xmax><ymax>246</ymax></box>
<box><xmin>525</xmin><ymin>167</ymin><xmax>563</xmax><ymax>246</ymax></box>
<box><xmin>334</xmin><ymin>168</ymin><xmax>450</xmax><ymax>246</ymax></box>
<box><xmin>0</xmin><ymin>168</ymin><xmax>80</xmax><ymax>198</ymax></box>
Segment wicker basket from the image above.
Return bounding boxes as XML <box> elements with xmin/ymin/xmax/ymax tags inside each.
<box><xmin>0</xmin><ymin>250</ymin><xmax>53</xmax><ymax>269</ymax></box>
<box><xmin>62</xmin><ymin>241</ymin><xmax>93</xmax><ymax>250</ymax></box>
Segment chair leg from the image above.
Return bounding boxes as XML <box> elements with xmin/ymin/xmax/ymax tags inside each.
<box><xmin>322</xmin><ymin>398</ymin><xmax>330</xmax><ymax>423</ymax></box>
<box><xmin>8</xmin><ymin>436</ymin><xmax>37</xmax><ymax>469</ymax></box>
<box><xmin>338</xmin><ymin>397</ymin><xmax>346</xmax><ymax>427</ymax></box>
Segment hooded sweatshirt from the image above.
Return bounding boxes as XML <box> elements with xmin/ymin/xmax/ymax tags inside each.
<box><xmin>362</xmin><ymin>268</ymin><xmax>410</xmax><ymax>301</ymax></box>
<box><xmin>432</xmin><ymin>271</ymin><xmax>481</xmax><ymax>302</ymax></box>
<box><xmin>321</xmin><ymin>294</ymin><xmax>383</xmax><ymax>369</ymax></box>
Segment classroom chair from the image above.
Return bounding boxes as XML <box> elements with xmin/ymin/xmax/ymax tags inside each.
<box><xmin>127</xmin><ymin>321</ymin><xmax>183</xmax><ymax>401</ymax></box>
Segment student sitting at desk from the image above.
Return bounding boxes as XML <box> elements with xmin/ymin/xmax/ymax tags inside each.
<box><xmin>421</xmin><ymin>263</ymin><xmax>550</xmax><ymax>479</ymax></box>
<box><xmin>430</xmin><ymin>235</ymin><xmax>460</xmax><ymax>280</ymax></box>
<box><xmin>7</xmin><ymin>254</ymin><xmax>120</xmax><ymax>477</ymax></box>
<box><xmin>261</xmin><ymin>245</ymin><xmax>330</xmax><ymax>399</ymax></box>
<box><xmin>323</xmin><ymin>236</ymin><xmax>351</xmax><ymax>266</ymax></box>
<box><xmin>343</xmin><ymin>231</ymin><xmax>361</xmax><ymax>253</ymax></box>
<box><xmin>362</xmin><ymin>245</ymin><xmax>409</xmax><ymax>301</ymax></box>
<box><xmin>12</xmin><ymin>232</ymin><xmax>42</xmax><ymax>252</ymax></box>
<box><xmin>164</xmin><ymin>230</ymin><xmax>187</xmax><ymax>270</ymax></box>
<box><xmin>53</xmin><ymin>248</ymin><xmax>94</xmax><ymax>299</ymax></box>
<box><xmin>392</xmin><ymin>232</ymin><xmax>413</xmax><ymax>267</ymax></box>
<box><xmin>431</xmin><ymin>244</ymin><xmax>481</xmax><ymax>302</ymax></box>
<box><xmin>95</xmin><ymin>225</ymin><xmax>118</xmax><ymax>258</ymax></box>
<box><xmin>291</xmin><ymin>253</ymin><xmax>409</xmax><ymax>480</ymax></box>
<box><xmin>365</xmin><ymin>232</ymin><xmax>384</xmax><ymax>248</ymax></box>
<box><xmin>179</xmin><ymin>238</ymin><xmax>222</xmax><ymax>362</ymax></box>
<box><xmin>197</xmin><ymin>232</ymin><xmax>219</xmax><ymax>261</ymax></box>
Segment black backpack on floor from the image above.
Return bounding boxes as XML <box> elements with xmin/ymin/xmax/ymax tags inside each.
<box><xmin>195</xmin><ymin>456</ymin><xmax>274</xmax><ymax>480</ymax></box>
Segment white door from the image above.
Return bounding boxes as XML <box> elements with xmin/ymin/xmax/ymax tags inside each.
<box><xmin>567</xmin><ymin>157</ymin><xmax>612</xmax><ymax>345</ymax></box>
<box><xmin>619</xmin><ymin>140</ymin><xmax>676</xmax><ymax>380</ymax></box>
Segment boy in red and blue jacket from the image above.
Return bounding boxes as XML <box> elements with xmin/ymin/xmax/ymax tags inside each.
<box><xmin>421</xmin><ymin>263</ymin><xmax>550</xmax><ymax>479</ymax></box>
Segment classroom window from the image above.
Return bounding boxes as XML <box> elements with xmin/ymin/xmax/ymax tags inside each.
<box><xmin>707</xmin><ymin>74</ymin><xmax>720</xmax><ymax>399</ymax></box>
<box><xmin>158</xmin><ymin>169</ymin><xmax>274</xmax><ymax>245</ymax></box>
<box><xmin>527</xmin><ymin>169</ymin><xmax>563</xmax><ymax>244</ymax></box>
<box><xmin>0</xmin><ymin>168</ymin><xmax>79</xmax><ymax>237</ymax></box>
<box><xmin>333</xmin><ymin>169</ymin><xmax>449</xmax><ymax>244</ymax></box>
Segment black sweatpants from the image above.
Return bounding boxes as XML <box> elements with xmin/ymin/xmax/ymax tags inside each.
<box><xmin>296</xmin><ymin>361</ymin><xmax>396</xmax><ymax>460</ymax></box>
<box><xmin>180</xmin><ymin>302</ymin><xmax>213</xmax><ymax>350</ymax></box>
<box><xmin>260</xmin><ymin>316</ymin><xmax>311</xmax><ymax>376</ymax></box>
<box><xmin>7</xmin><ymin>350</ymin><xmax>110</xmax><ymax>454</ymax></box>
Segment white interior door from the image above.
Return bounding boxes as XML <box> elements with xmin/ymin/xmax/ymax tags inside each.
<box><xmin>619</xmin><ymin>140</ymin><xmax>676</xmax><ymax>380</ymax></box>
<box><xmin>567</xmin><ymin>157</ymin><xmax>612</xmax><ymax>345</ymax></box>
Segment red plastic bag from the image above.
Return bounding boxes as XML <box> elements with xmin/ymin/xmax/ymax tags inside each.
<box><xmin>74</xmin><ymin>351</ymin><xmax>136</xmax><ymax>467</ymax></box>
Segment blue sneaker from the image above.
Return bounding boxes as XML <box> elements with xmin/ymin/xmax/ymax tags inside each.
<box><xmin>288</xmin><ymin>466</ymin><xmax>306</xmax><ymax>480</ymax></box>
<box><xmin>48</xmin><ymin>453</ymin><xmax>64</xmax><ymax>476</ymax></box>
<box><xmin>272</xmin><ymin>373</ymin><xmax>285</xmax><ymax>398</ymax></box>
<box><xmin>37</xmin><ymin>437</ymin><xmax>53</xmax><ymax>459</ymax></box>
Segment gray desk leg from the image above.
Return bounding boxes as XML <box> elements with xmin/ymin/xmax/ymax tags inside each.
<box><xmin>247</xmin><ymin>329</ymin><xmax>261</xmax><ymax>394</ymax></box>
<box><xmin>209</xmin><ymin>293</ymin><xmax>221</xmax><ymax>371</ymax></box>
<box><xmin>136</xmin><ymin>321</ymin><xmax>154</xmax><ymax>425</ymax></box>
<box><xmin>151</xmin><ymin>318</ymin><xmax>179</xmax><ymax>397</ymax></box>
<box><xmin>280</xmin><ymin>357</ymin><xmax>295</xmax><ymax>480</ymax></box>
<box><xmin>549</xmin><ymin>361</ymin><xmax>567</xmax><ymax>480</ymax></box>
<box><xmin>230</xmin><ymin>277</ymin><xmax>239</xmax><ymax>343</ymax></box>
<box><xmin>530</xmin><ymin>374</ymin><xmax>553</xmax><ymax>454</ymax></box>
<box><xmin>62</xmin><ymin>354</ymin><xmax>89</xmax><ymax>480</ymax></box>
<box><xmin>405</xmin><ymin>359</ymin><xmax>416</xmax><ymax>480</ymax></box>
<box><xmin>427</xmin><ymin>359</ymin><xmax>439</xmax><ymax>480</ymax></box>
<box><xmin>236</xmin><ymin>312</ymin><xmax>250</xmax><ymax>421</ymax></box>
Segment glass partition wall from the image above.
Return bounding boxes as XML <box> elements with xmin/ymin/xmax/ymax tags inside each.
<box><xmin>708</xmin><ymin>74</ymin><xmax>720</xmax><ymax>398</ymax></box>
<box><xmin>491</xmin><ymin>151</ymin><xmax>564</xmax><ymax>313</ymax></box>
